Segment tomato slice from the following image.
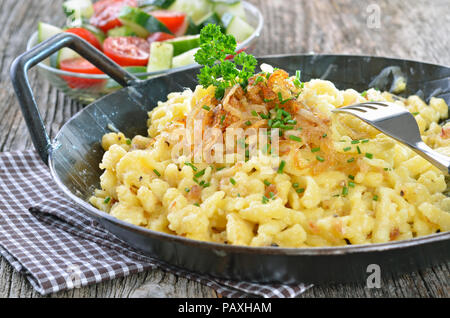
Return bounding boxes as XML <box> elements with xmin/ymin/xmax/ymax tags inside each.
<box><xmin>90</xmin><ymin>0</ymin><xmax>137</xmax><ymax>33</ymax></box>
<box><xmin>103</xmin><ymin>36</ymin><xmax>150</xmax><ymax>66</ymax></box>
<box><xmin>60</xmin><ymin>58</ymin><xmax>105</xmax><ymax>89</ymax></box>
<box><xmin>65</xmin><ymin>28</ymin><xmax>102</xmax><ymax>50</ymax></box>
<box><xmin>147</xmin><ymin>32</ymin><xmax>176</xmax><ymax>44</ymax></box>
<box><xmin>150</xmin><ymin>10</ymin><xmax>187</xmax><ymax>35</ymax></box>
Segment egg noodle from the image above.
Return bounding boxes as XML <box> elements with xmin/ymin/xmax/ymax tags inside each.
<box><xmin>90</xmin><ymin>68</ymin><xmax>450</xmax><ymax>247</ymax></box>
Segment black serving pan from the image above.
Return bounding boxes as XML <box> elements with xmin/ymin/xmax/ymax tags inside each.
<box><xmin>10</xmin><ymin>33</ymin><xmax>450</xmax><ymax>284</ymax></box>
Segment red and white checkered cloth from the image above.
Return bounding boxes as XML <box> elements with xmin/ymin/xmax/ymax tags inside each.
<box><xmin>0</xmin><ymin>150</ymin><xmax>311</xmax><ymax>298</ymax></box>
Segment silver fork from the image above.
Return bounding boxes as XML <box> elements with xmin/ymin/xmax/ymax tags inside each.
<box><xmin>332</xmin><ymin>101</ymin><xmax>450</xmax><ymax>174</ymax></box>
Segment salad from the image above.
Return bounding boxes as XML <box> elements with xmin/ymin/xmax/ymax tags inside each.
<box><xmin>37</xmin><ymin>0</ymin><xmax>256</xmax><ymax>88</ymax></box>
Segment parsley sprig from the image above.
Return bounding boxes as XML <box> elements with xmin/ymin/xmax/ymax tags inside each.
<box><xmin>194</xmin><ymin>24</ymin><xmax>257</xmax><ymax>99</ymax></box>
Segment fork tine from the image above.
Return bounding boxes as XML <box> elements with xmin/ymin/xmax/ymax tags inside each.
<box><xmin>364</xmin><ymin>101</ymin><xmax>389</xmax><ymax>107</ymax></box>
<box><xmin>332</xmin><ymin>107</ymin><xmax>367</xmax><ymax>116</ymax></box>
<box><xmin>354</xmin><ymin>104</ymin><xmax>378</xmax><ymax>110</ymax></box>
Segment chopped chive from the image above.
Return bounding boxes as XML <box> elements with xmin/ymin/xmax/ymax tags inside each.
<box><xmin>361</xmin><ymin>91</ymin><xmax>367</xmax><ymax>97</ymax></box>
<box><xmin>194</xmin><ymin>203</ymin><xmax>200</xmax><ymax>207</ymax></box>
<box><xmin>365</xmin><ymin>153</ymin><xmax>373</xmax><ymax>159</ymax></box>
<box><xmin>202</xmin><ymin>105</ymin><xmax>210</xmax><ymax>111</ymax></box>
<box><xmin>384</xmin><ymin>167</ymin><xmax>389</xmax><ymax>171</ymax></box>
<box><xmin>348</xmin><ymin>175</ymin><xmax>355</xmax><ymax>180</ymax></box>
<box><xmin>272</xmin><ymin>121</ymin><xmax>282</xmax><ymax>129</ymax></box>
<box><xmin>268</xmin><ymin>192</ymin><xmax>275</xmax><ymax>198</ymax></box>
<box><xmin>262</xmin><ymin>195</ymin><xmax>270</xmax><ymax>204</ymax></box>
<box><xmin>351</xmin><ymin>140</ymin><xmax>360</xmax><ymax>144</ymax></box>
<box><xmin>361</xmin><ymin>139</ymin><xmax>369</xmax><ymax>143</ymax></box>
<box><xmin>347</xmin><ymin>157</ymin><xmax>355</xmax><ymax>163</ymax></box>
<box><xmin>311</xmin><ymin>147</ymin><xmax>320</xmax><ymax>153</ymax></box>
<box><xmin>104</xmin><ymin>197</ymin><xmax>111</xmax><ymax>204</ymax></box>
<box><xmin>373</xmin><ymin>195</ymin><xmax>379</xmax><ymax>201</ymax></box>
<box><xmin>296</xmin><ymin>188</ymin><xmax>305</xmax><ymax>193</ymax></box>
<box><xmin>280</xmin><ymin>97</ymin><xmax>293</xmax><ymax>105</ymax></box>
<box><xmin>412</xmin><ymin>112</ymin><xmax>419</xmax><ymax>116</ymax></box>
<box><xmin>293</xmin><ymin>183</ymin><xmax>299</xmax><ymax>188</ymax></box>
<box><xmin>343</xmin><ymin>147</ymin><xmax>352</xmax><ymax>152</ymax></box>
<box><xmin>199</xmin><ymin>180</ymin><xmax>205</xmax><ymax>186</ymax></box>
<box><xmin>254</xmin><ymin>76</ymin><xmax>264</xmax><ymax>84</ymax></box>
<box><xmin>184</xmin><ymin>162</ymin><xmax>198</xmax><ymax>171</ymax></box>
<box><xmin>185</xmin><ymin>188</ymin><xmax>190</xmax><ymax>193</ymax></box>
<box><xmin>202</xmin><ymin>182</ymin><xmax>210</xmax><ymax>188</ymax></box>
<box><xmin>263</xmin><ymin>98</ymin><xmax>273</xmax><ymax>103</ymax></box>
<box><xmin>356</xmin><ymin>146</ymin><xmax>361</xmax><ymax>154</ymax></box>
<box><xmin>259</xmin><ymin>112</ymin><xmax>269</xmax><ymax>119</ymax></box>
<box><xmin>316</xmin><ymin>155</ymin><xmax>325</xmax><ymax>162</ymax></box>
<box><xmin>264</xmin><ymin>179</ymin><xmax>271</xmax><ymax>186</ymax></box>
<box><xmin>348</xmin><ymin>181</ymin><xmax>355</xmax><ymax>188</ymax></box>
<box><xmin>230</xmin><ymin>178</ymin><xmax>236</xmax><ymax>185</ymax></box>
<box><xmin>237</xmin><ymin>193</ymin><xmax>241</xmax><ymax>197</ymax></box>
<box><xmin>342</xmin><ymin>186</ymin><xmax>349</xmax><ymax>196</ymax></box>
<box><xmin>277</xmin><ymin>92</ymin><xmax>283</xmax><ymax>102</ymax></box>
<box><xmin>278</xmin><ymin>160</ymin><xmax>286</xmax><ymax>173</ymax></box>
<box><xmin>216</xmin><ymin>166</ymin><xmax>226</xmax><ymax>171</ymax></box>
<box><xmin>126</xmin><ymin>138</ymin><xmax>132</xmax><ymax>145</ymax></box>
<box><xmin>194</xmin><ymin>169</ymin><xmax>206</xmax><ymax>178</ymax></box>
<box><xmin>245</xmin><ymin>120</ymin><xmax>252</xmax><ymax>126</ymax></box>
<box><xmin>220</xmin><ymin>114</ymin><xmax>226</xmax><ymax>124</ymax></box>
<box><xmin>322</xmin><ymin>133</ymin><xmax>327</xmax><ymax>138</ymax></box>
<box><xmin>289</xmin><ymin>135</ymin><xmax>302</xmax><ymax>142</ymax></box>
<box><xmin>251</xmin><ymin>110</ymin><xmax>258</xmax><ymax>116</ymax></box>
<box><xmin>293</xmin><ymin>79</ymin><xmax>301</xmax><ymax>87</ymax></box>
<box><xmin>276</xmin><ymin>108</ymin><xmax>283</xmax><ymax>120</ymax></box>
<box><xmin>153</xmin><ymin>169</ymin><xmax>161</xmax><ymax>177</ymax></box>
<box><xmin>296</xmin><ymin>70</ymin><xmax>301</xmax><ymax>81</ymax></box>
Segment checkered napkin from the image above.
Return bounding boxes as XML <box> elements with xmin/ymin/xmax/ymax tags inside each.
<box><xmin>0</xmin><ymin>150</ymin><xmax>311</xmax><ymax>298</ymax></box>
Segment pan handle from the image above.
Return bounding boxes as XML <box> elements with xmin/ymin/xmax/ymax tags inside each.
<box><xmin>10</xmin><ymin>33</ymin><xmax>139</xmax><ymax>165</ymax></box>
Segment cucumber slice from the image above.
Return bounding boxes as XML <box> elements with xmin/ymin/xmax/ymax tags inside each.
<box><xmin>118</xmin><ymin>6</ymin><xmax>172</xmax><ymax>37</ymax></box>
<box><xmin>168</xmin><ymin>0</ymin><xmax>213</xmax><ymax>24</ymax></box>
<box><xmin>138</xmin><ymin>0</ymin><xmax>176</xmax><ymax>9</ymax></box>
<box><xmin>105</xmin><ymin>66</ymin><xmax>148</xmax><ymax>90</ymax></box>
<box><xmin>214</xmin><ymin>1</ymin><xmax>245</xmax><ymax>19</ymax></box>
<box><xmin>197</xmin><ymin>12</ymin><xmax>223</xmax><ymax>31</ymax></box>
<box><xmin>147</xmin><ymin>42</ymin><xmax>173</xmax><ymax>72</ymax></box>
<box><xmin>107</xmin><ymin>26</ymin><xmax>137</xmax><ymax>37</ymax></box>
<box><xmin>38</xmin><ymin>22</ymin><xmax>80</xmax><ymax>67</ymax></box>
<box><xmin>184</xmin><ymin>17</ymin><xmax>200</xmax><ymax>35</ymax></box>
<box><xmin>38</xmin><ymin>22</ymin><xmax>63</xmax><ymax>42</ymax></box>
<box><xmin>223</xmin><ymin>14</ymin><xmax>254</xmax><ymax>42</ymax></box>
<box><xmin>165</xmin><ymin>35</ymin><xmax>200</xmax><ymax>56</ymax></box>
<box><xmin>63</xmin><ymin>0</ymin><xmax>94</xmax><ymax>18</ymax></box>
<box><xmin>83</xmin><ymin>24</ymin><xmax>106</xmax><ymax>43</ymax></box>
<box><xmin>172</xmin><ymin>47</ymin><xmax>199</xmax><ymax>68</ymax></box>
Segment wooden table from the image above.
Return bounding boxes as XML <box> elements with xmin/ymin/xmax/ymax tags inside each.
<box><xmin>0</xmin><ymin>0</ymin><xmax>449</xmax><ymax>298</ymax></box>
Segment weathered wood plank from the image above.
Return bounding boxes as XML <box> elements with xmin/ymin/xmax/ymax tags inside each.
<box><xmin>0</xmin><ymin>0</ymin><xmax>448</xmax><ymax>298</ymax></box>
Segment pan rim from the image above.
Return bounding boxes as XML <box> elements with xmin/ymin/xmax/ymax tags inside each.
<box><xmin>49</xmin><ymin>53</ymin><xmax>450</xmax><ymax>257</ymax></box>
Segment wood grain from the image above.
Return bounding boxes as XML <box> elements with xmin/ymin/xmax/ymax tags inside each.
<box><xmin>0</xmin><ymin>0</ymin><xmax>449</xmax><ymax>298</ymax></box>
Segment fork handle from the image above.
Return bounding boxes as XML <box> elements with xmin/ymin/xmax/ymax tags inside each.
<box><xmin>413</xmin><ymin>142</ymin><xmax>450</xmax><ymax>174</ymax></box>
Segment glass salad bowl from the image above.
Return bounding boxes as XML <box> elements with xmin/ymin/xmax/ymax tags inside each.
<box><xmin>27</xmin><ymin>1</ymin><xmax>263</xmax><ymax>104</ymax></box>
